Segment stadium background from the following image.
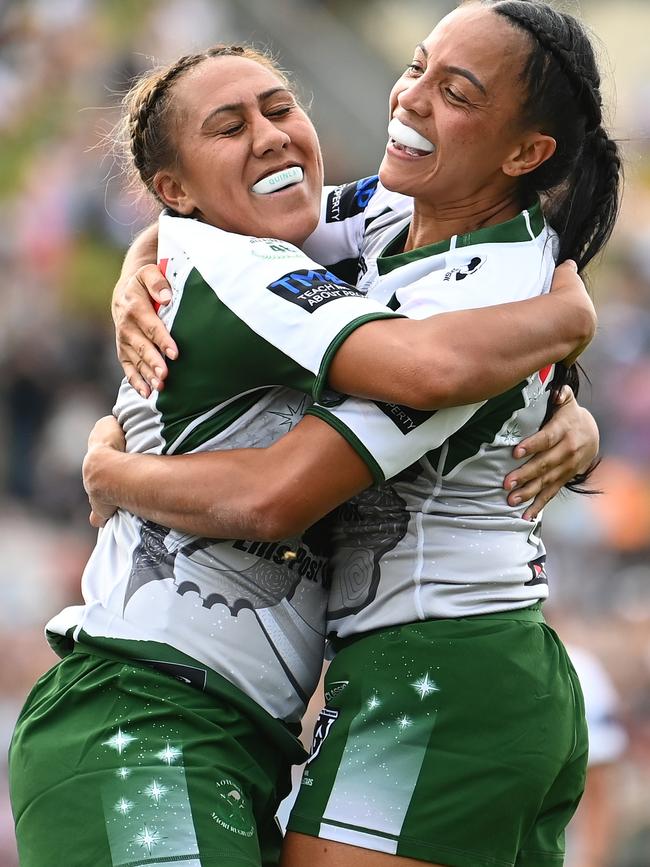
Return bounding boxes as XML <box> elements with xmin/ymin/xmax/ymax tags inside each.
<box><xmin>0</xmin><ymin>0</ymin><xmax>648</xmax><ymax>864</ymax></box>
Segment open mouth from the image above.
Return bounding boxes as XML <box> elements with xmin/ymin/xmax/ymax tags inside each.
<box><xmin>251</xmin><ymin>165</ymin><xmax>304</xmax><ymax>195</ymax></box>
<box><xmin>387</xmin><ymin>118</ymin><xmax>435</xmax><ymax>157</ymax></box>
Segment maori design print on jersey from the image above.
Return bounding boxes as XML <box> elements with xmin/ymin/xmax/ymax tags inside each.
<box><xmin>327</xmin><ymin>465</ymin><xmax>420</xmax><ymax>619</ymax></box>
<box><xmin>123</xmin><ymin>520</ymin><xmax>325</xmax><ymax>616</ymax></box>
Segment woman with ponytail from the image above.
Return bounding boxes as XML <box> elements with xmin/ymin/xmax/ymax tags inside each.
<box><xmin>490</xmin><ymin>0</ymin><xmax>622</xmax><ymax>474</ymax></box>
<box><xmin>92</xmin><ymin>1</ymin><xmax>620</xmax><ymax>859</ymax></box>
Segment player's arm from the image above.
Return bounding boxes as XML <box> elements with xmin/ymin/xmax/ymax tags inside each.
<box><xmin>113</xmin><ymin>246</ymin><xmax>595</xmax><ymax>409</ymax></box>
<box><xmin>84</xmin><ymin>382</ymin><xmax>599</xmax><ymax>537</ymax></box>
<box><xmin>84</xmin><ymin>414</ymin><xmax>373</xmax><ymax>540</ymax></box>
<box><xmin>327</xmin><ymin>260</ymin><xmax>594</xmax><ymax>409</ymax></box>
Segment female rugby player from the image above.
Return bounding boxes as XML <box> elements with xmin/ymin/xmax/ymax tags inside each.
<box><xmin>94</xmin><ymin>3</ymin><xmax>620</xmax><ymax>866</ymax></box>
<box><xmin>11</xmin><ymin>3</ymin><xmax>611</xmax><ymax>865</ymax></box>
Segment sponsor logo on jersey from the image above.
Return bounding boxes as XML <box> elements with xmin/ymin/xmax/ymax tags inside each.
<box><xmin>306</xmin><ymin>707</ymin><xmax>340</xmax><ymax>765</ymax></box>
<box><xmin>324</xmin><ymin>680</ymin><xmax>349</xmax><ymax>703</ymax></box>
<box><xmin>525</xmin><ymin>554</ymin><xmax>548</xmax><ymax>586</ymax></box>
<box><xmin>525</xmin><ymin>520</ymin><xmax>548</xmax><ymax>586</ymax></box>
<box><xmin>325</xmin><ymin>175</ymin><xmax>379</xmax><ymax>222</ymax></box>
<box><xmin>211</xmin><ymin>779</ymin><xmax>255</xmax><ymax>837</ymax></box>
<box><xmin>143</xmin><ymin>659</ymin><xmax>208</xmax><ymax>690</ymax></box>
<box><xmin>232</xmin><ymin>539</ymin><xmax>328</xmax><ymax>586</ymax></box>
<box><xmin>443</xmin><ymin>255</ymin><xmax>486</xmax><ymax>282</ymax></box>
<box><xmin>249</xmin><ymin>237</ymin><xmax>303</xmax><ymax>260</ymax></box>
<box><xmin>374</xmin><ymin>401</ymin><xmax>435</xmax><ymax>435</ymax></box>
<box><xmin>268</xmin><ymin>268</ymin><xmax>363</xmax><ymax>312</ymax></box>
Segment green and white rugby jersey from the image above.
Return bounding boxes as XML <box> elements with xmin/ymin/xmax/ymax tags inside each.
<box><xmin>305</xmin><ymin>180</ymin><xmax>559</xmax><ymax>634</ymax></box>
<box><xmin>46</xmin><ymin>212</ymin><xmax>401</xmax><ymax>723</ymax></box>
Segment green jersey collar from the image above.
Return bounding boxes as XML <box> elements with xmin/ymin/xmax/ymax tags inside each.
<box><xmin>378</xmin><ymin>199</ymin><xmax>546</xmax><ymax>276</ymax></box>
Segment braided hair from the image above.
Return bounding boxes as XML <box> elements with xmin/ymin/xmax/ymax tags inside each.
<box><xmin>485</xmin><ymin>0</ymin><xmax>621</xmax><ymax>271</ymax></box>
<box><xmin>116</xmin><ymin>44</ymin><xmax>292</xmax><ymax>205</ymax></box>
<box><xmin>479</xmin><ymin>0</ymin><xmax>622</xmax><ymax>488</ymax></box>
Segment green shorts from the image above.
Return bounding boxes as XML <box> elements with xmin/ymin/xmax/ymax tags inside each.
<box><xmin>287</xmin><ymin>608</ymin><xmax>588</xmax><ymax>867</ymax></box>
<box><xmin>10</xmin><ymin>648</ymin><xmax>305</xmax><ymax>867</ymax></box>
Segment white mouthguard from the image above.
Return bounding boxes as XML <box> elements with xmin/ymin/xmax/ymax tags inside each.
<box><xmin>252</xmin><ymin>166</ymin><xmax>304</xmax><ymax>195</ymax></box>
<box><xmin>388</xmin><ymin>118</ymin><xmax>435</xmax><ymax>153</ymax></box>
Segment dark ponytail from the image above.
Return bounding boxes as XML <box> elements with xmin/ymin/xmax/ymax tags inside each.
<box><xmin>485</xmin><ymin>0</ymin><xmax>623</xmax><ymax>489</ymax></box>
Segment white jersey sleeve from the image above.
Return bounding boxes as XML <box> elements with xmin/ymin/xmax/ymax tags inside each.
<box><xmin>307</xmin><ymin>398</ymin><xmax>484</xmax><ymax>482</ymax></box>
<box><xmin>159</xmin><ymin>213</ymin><xmax>402</xmax><ymax>402</ymax></box>
<box><xmin>305</xmin><ymin>203</ymin><xmax>558</xmax><ymax>480</ymax></box>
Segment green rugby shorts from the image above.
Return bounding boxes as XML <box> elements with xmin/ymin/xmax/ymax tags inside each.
<box><xmin>10</xmin><ymin>648</ymin><xmax>305</xmax><ymax>867</ymax></box>
<box><xmin>287</xmin><ymin>607</ymin><xmax>588</xmax><ymax>867</ymax></box>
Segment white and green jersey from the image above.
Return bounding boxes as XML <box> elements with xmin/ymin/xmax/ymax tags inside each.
<box><xmin>46</xmin><ymin>212</ymin><xmax>400</xmax><ymax>723</ymax></box>
<box><xmin>304</xmin><ymin>178</ymin><xmax>558</xmax><ymax>635</ymax></box>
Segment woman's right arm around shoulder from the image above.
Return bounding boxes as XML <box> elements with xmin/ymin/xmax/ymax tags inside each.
<box><xmin>84</xmin><ymin>385</ymin><xmax>600</xmax><ymax>539</ymax></box>
<box><xmin>327</xmin><ymin>261</ymin><xmax>595</xmax><ymax>409</ymax></box>
<box><xmin>113</xmin><ymin>241</ymin><xmax>595</xmax><ymax>410</ymax></box>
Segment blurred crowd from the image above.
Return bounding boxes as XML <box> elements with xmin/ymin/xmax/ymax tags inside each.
<box><xmin>0</xmin><ymin>1</ymin><xmax>649</xmax><ymax>865</ymax></box>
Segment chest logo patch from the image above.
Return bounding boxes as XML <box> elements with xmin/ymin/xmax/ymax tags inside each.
<box><xmin>443</xmin><ymin>255</ymin><xmax>486</xmax><ymax>282</ymax></box>
<box><xmin>268</xmin><ymin>268</ymin><xmax>363</xmax><ymax>313</ymax></box>
<box><xmin>249</xmin><ymin>237</ymin><xmax>303</xmax><ymax>260</ymax></box>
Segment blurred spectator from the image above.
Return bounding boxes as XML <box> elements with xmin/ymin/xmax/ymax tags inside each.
<box><xmin>566</xmin><ymin>645</ymin><xmax>628</xmax><ymax>867</ymax></box>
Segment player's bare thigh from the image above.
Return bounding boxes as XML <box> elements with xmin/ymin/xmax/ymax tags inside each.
<box><xmin>281</xmin><ymin>832</ymin><xmax>446</xmax><ymax>867</ymax></box>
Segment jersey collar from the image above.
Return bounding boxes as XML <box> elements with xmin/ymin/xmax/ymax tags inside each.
<box><xmin>377</xmin><ymin>199</ymin><xmax>546</xmax><ymax>276</ymax></box>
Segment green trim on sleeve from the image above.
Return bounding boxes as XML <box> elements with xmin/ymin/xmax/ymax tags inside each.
<box><xmin>312</xmin><ymin>311</ymin><xmax>405</xmax><ymax>404</ymax></box>
<box><xmin>157</xmin><ymin>267</ymin><xmax>315</xmax><ymax>452</ymax></box>
<box><xmin>305</xmin><ymin>405</ymin><xmax>385</xmax><ymax>484</ymax></box>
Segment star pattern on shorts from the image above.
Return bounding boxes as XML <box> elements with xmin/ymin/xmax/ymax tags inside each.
<box><xmin>367</xmin><ymin>694</ymin><xmax>381</xmax><ymax>711</ymax></box>
<box><xmin>103</xmin><ymin>728</ymin><xmax>137</xmax><ymax>755</ymax></box>
<box><xmin>157</xmin><ymin>743</ymin><xmax>182</xmax><ymax>765</ymax></box>
<box><xmin>144</xmin><ymin>780</ymin><xmax>168</xmax><ymax>803</ymax></box>
<box><xmin>133</xmin><ymin>825</ymin><xmax>162</xmax><ymax>854</ymax></box>
<box><xmin>411</xmin><ymin>672</ymin><xmax>439</xmax><ymax>700</ymax></box>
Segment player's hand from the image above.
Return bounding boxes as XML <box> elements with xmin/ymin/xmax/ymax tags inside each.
<box><xmin>548</xmin><ymin>260</ymin><xmax>597</xmax><ymax>365</ymax></box>
<box><xmin>112</xmin><ymin>264</ymin><xmax>177</xmax><ymax>398</ymax></box>
<box><xmin>87</xmin><ymin>414</ymin><xmax>126</xmax><ymax>453</ymax></box>
<box><xmin>83</xmin><ymin>416</ymin><xmax>127</xmax><ymax>528</ymax></box>
<box><xmin>504</xmin><ymin>386</ymin><xmax>599</xmax><ymax>520</ymax></box>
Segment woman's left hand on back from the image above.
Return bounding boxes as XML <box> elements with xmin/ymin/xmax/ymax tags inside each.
<box><xmin>503</xmin><ymin>386</ymin><xmax>599</xmax><ymax>520</ymax></box>
<box><xmin>113</xmin><ymin>264</ymin><xmax>177</xmax><ymax>398</ymax></box>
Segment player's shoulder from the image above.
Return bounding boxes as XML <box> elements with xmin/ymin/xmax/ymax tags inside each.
<box><xmin>158</xmin><ymin>210</ymin><xmax>243</xmax><ymax>252</ymax></box>
<box><xmin>323</xmin><ymin>175</ymin><xmax>412</xmax><ymax>226</ymax></box>
<box><xmin>446</xmin><ymin>208</ymin><xmax>556</xmax><ymax>300</ymax></box>
<box><xmin>157</xmin><ymin>210</ymin><xmax>232</xmax><ymax>271</ymax></box>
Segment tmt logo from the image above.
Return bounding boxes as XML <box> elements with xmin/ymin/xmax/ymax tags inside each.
<box><xmin>268</xmin><ymin>268</ymin><xmax>363</xmax><ymax>312</ymax></box>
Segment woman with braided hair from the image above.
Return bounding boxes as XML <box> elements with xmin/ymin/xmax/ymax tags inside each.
<box><xmin>489</xmin><ymin>0</ymin><xmax>623</xmax><ymax>421</ymax></box>
<box><xmin>10</xmin><ymin>3</ymin><xmax>614</xmax><ymax>865</ymax></box>
<box><xmin>95</xmin><ymin>2</ymin><xmax>620</xmax><ymax>866</ymax></box>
